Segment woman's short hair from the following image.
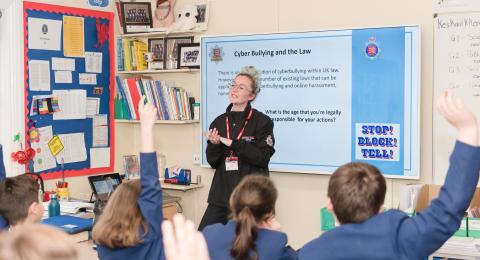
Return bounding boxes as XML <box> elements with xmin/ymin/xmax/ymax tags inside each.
<box><xmin>237</xmin><ymin>66</ymin><xmax>261</xmax><ymax>98</ymax></box>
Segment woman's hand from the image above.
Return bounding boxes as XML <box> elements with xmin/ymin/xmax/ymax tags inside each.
<box><xmin>204</xmin><ymin>128</ymin><xmax>233</xmax><ymax>147</ymax></box>
<box><xmin>219</xmin><ymin>137</ymin><xmax>233</xmax><ymax>147</ymax></box>
<box><xmin>206</xmin><ymin>128</ymin><xmax>221</xmax><ymax>144</ymax></box>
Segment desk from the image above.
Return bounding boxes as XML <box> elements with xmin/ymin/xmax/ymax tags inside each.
<box><xmin>161</xmin><ymin>181</ymin><xmax>204</xmax><ymax>192</ymax></box>
<box><xmin>430</xmin><ymin>237</ymin><xmax>480</xmax><ymax>260</ymax></box>
<box><xmin>161</xmin><ymin>181</ymin><xmax>204</xmax><ymax>227</ymax></box>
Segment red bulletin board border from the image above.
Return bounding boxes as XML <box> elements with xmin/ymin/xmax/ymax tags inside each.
<box><xmin>23</xmin><ymin>1</ymin><xmax>115</xmax><ymax>180</ymax></box>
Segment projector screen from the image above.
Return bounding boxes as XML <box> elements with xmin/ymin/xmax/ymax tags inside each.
<box><xmin>201</xmin><ymin>25</ymin><xmax>420</xmax><ymax>179</ymax></box>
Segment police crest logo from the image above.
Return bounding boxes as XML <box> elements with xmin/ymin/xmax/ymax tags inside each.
<box><xmin>209</xmin><ymin>45</ymin><xmax>223</xmax><ymax>63</ymax></box>
<box><xmin>365</xmin><ymin>37</ymin><xmax>380</xmax><ymax>59</ymax></box>
<box><xmin>266</xmin><ymin>135</ymin><xmax>273</xmax><ymax>146</ymax></box>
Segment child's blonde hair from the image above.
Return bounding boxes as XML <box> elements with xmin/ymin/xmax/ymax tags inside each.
<box><xmin>0</xmin><ymin>224</ymin><xmax>78</xmax><ymax>260</ymax></box>
<box><xmin>92</xmin><ymin>180</ymin><xmax>148</xmax><ymax>248</ymax></box>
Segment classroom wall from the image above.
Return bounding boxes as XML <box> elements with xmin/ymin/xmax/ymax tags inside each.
<box><xmin>6</xmin><ymin>0</ymin><xmax>434</xmax><ymax>248</ymax></box>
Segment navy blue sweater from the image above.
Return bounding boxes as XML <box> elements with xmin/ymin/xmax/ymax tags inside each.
<box><xmin>203</xmin><ymin>220</ymin><xmax>298</xmax><ymax>260</ymax></box>
<box><xmin>0</xmin><ymin>145</ymin><xmax>8</xmax><ymax>230</ymax></box>
<box><xmin>96</xmin><ymin>152</ymin><xmax>165</xmax><ymax>260</ymax></box>
<box><xmin>299</xmin><ymin>141</ymin><xmax>480</xmax><ymax>260</ymax></box>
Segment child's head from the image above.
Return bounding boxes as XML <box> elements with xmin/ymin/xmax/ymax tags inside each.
<box><xmin>229</xmin><ymin>175</ymin><xmax>277</xmax><ymax>260</ymax></box>
<box><xmin>92</xmin><ymin>179</ymin><xmax>148</xmax><ymax>248</ymax></box>
<box><xmin>0</xmin><ymin>224</ymin><xmax>78</xmax><ymax>260</ymax></box>
<box><xmin>327</xmin><ymin>162</ymin><xmax>386</xmax><ymax>224</ymax></box>
<box><xmin>0</xmin><ymin>175</ymin><xmax>43</xmax><ymax>226</ymax></box>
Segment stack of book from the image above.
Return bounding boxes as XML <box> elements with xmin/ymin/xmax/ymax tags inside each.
<box><xmin>117</xmin><ymin>38</ymin><xmax>148</xmax><ymax>72</ymax></box>
<box><xmin>114</xmin><ymin>76</ymin><xmax>195</xmax><ymax>121</ymax></box>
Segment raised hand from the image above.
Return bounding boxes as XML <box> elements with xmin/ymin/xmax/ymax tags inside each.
<box><xmin>162</xmin><ymin>214</ymin><xmax>210</xmax><ymax>260</ymax></box>
<box><xmin>139</xmin><ymin>96</ymin><xmax>157</xmax><ymax>132</ymax></box>
<box><xmin>138</xmin><ymin>96</ymin><xmax>157</xmax><ymax>153</ymax></box>
<box><xmin>437</xmin><ymin>90</ymin><xmax>478</xmax><ymax>146</ymax></box>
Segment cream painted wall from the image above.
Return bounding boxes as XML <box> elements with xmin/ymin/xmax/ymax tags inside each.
<box><xmin>27</xmin><ymin>0</ymin><xmax>434</xmax><ymax>249</ymax></box>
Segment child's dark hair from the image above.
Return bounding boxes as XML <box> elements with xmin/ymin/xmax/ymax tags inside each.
<box><xmin>0</xmin><ymin>175</ymin><xmax>39</xmax><ymax>225</ymax></box>
<box><xmin>229</xmin><ymin>175</ymin><xmax>277</xmax><ymax>260</ymax></box>
<box><xmin>328</xmin><ymin>162</ymin><xmax>386</xmax><ymax>224</ymax></box>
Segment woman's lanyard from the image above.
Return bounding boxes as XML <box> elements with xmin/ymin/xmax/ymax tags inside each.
<box><xmin>225</xmin><ymin>108</ymin><xmax>253</xmax><ymax>156</ymax></box>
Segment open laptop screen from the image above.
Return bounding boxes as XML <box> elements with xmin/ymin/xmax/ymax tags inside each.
<box><xmin>88</xmin><ymin>173</ymin><xmax>122</xmax><ymax>199</ymax></box>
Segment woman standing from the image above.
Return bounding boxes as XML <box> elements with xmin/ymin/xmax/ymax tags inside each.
<box><xmin>199</xmin><ymin>66</ymin><xmax>275</xmax><ymax>230</ymax></box>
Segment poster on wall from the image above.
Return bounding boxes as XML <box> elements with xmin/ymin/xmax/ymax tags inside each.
<box><xmin>433</xmin><ymin>0</ymin><xmax>480</xmax><ymax>14</ymax></box>
<box><xmin>433</xmin><ymin>12</ymin><xmax>480</xmax><ymax>185</ymax></box>
<box><xmin>201</xmin><ymin>26</ymin><xmax>421</xmax><ymax>179</ymax></box>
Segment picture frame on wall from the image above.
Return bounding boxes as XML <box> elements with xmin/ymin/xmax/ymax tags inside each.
<box><xmin>193</xmin><ymin>2</ymin><xmax>209</xmax><ymax>31</ymax></box>
<box><xmin>177</xmin><ymin>43</ymin><xmax>200</xmax><ymax>69</ymax></box>
<box><xmin>165</xmin><ymin>36</ymin><xmax>193</xmax><ymax>69</ymax></box>
<box><xmin>148</xmin><ymin>38</ymin><xmax>166</xmax><ymax>70</ymax></box>
<box><xmin>120</xmin><ymin>2</ymin><xmax>153</xmax><ymax>34</ymax></box>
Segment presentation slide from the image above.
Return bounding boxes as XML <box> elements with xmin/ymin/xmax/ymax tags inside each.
<box><xmin>201</xmin><ymin>26</ymin><xmax>420</xmax><ymax>178</ymax></box>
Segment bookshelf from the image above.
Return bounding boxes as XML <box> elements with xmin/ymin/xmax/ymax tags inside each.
<box><xmin>117</xmin><ymin>68</ymin><xmax>199</xmax><ymax>75</ymax></box>
<box><xmin>114</xmin><ymin>31</ymin><xmax>201</xmax><ymax>123</ymax></box>
<box><xmin>116</xmin><ymin>30</ymin><xmax>204</xmax><ymax>39</ymax></box>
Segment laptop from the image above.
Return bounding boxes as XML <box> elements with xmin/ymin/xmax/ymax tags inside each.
<box><xmin>87</xmin><ymin>173</ymin><xmax>122</xmax><ymax>200</ymax></box>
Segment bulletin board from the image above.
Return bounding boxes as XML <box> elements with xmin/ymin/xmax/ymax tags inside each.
<box><xmin>201</xmin><ymin>26</ymin><xmax>421</xmax><ymax>179</ymax></box>
<box><xmin>23</xmin><ymin>2</ymin><xmax>114</xmax><ymax>180</ymax></box>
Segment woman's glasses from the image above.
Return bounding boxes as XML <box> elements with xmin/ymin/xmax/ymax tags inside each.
<box><xmin>230</xmin><ymin>81</ymin><xmax>251</xmax><ymax>92</ymax></box>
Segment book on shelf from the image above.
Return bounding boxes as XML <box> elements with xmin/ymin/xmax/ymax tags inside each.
<box><xmin>116</xmin><ymin>38</ymin><xmax>124</xmax><ymax>72</ymax></box>
<box><xmin>114</xmin><ymin>0</ymin><xmax>124</xmax><ymax>32</ymax></box>
<box><xmin>133</xmin><ymin>41</ymin><xmax>148</xmax><ymax>71</ymax></box>
<box><xmin>114</xmin><ymin>76</ymin><xmax>194</xmax><ymax>121</ymax></box>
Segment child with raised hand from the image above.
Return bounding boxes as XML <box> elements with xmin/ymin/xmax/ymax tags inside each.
<box><xmin>299</xmin><ymin>90</ymin><xmax>480</xmax><ymax>259</ymax></box>
<box><xmin>202</xmin><ymin>175</ymin><xmax>297</xmax><ymax>260</ymax></box>
<box><xmin>93</xmin><ymin>96</ymin><xmax>166</xmax><ymax>260</ymax></box>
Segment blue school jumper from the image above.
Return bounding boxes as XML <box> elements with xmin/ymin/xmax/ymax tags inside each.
<box><xmin>96</xmin><ymin>152</ymin><xmax>165</xmax><ymax>260</ymax></box>
<box><xmin>203</xmin><ymin>220</ymin><xmax>298</xmax><ymax>260</ymax></box>
<box><xmin>299</xmin><ymin>141</ymin><xmax>480</xmax><ymax>260</ymax></box>
<box><xmin>0</xmin><ymin>144</ymin><xmax>8</xmax><ymax>230</ymax></box>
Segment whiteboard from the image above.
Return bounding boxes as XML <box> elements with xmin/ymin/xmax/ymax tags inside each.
<box><xmin>433</xmin><ymin>12</ymin><xmax>480</xmax><ymax>184</ymax></box>
<box><xmin>201</xmin><ymin>26</ymin><xmax>421</xmax><ymax>179</ymax></box>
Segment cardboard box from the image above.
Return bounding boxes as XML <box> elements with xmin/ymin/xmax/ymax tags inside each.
<box><xmin>415</xmin><ymin>184</ymin><xmax>480</xmax><ymax>212</ymax></box>
<box><xmin>415</xmin><ymin>184</ymin><xmax>480</xmax><ymax>238</ymax></box>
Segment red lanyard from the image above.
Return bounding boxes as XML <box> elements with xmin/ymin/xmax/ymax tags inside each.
<box><xmin>226</xmin><ymin>108</ymin><xmax>253</xmax><ymax>141</ymax></box>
